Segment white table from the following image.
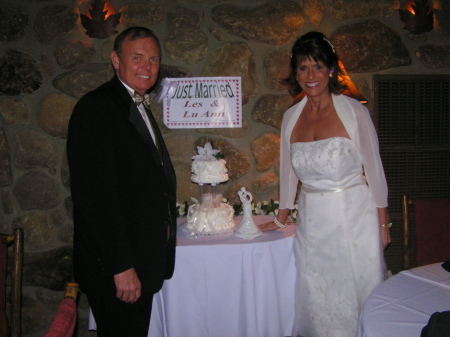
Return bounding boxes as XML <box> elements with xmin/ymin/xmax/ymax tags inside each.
<box><xmin>89</xmin><ymin>215</ymin><xmax>296</xmax><ymax>337</ymax></box>
<box><xmin>357</xmin><ymin>263</ymin><xmax>450</xmax><ymax>337</ymax></box>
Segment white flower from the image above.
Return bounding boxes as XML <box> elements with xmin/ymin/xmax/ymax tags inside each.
<box><xmin>192</xmin><ymin>142</ymin><xmax>220</xmax><ymax>161</ymax></box>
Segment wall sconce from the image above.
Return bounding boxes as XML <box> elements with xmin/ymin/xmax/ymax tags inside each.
<box><xmin>398</xmin><ymin>0</ymin><xmax>433</xmax><ymax>34</ymax></box>
<box><xmin>80</xmin><ymin>0</ymin><xmax>121</xmax><ymax>39</ymax></box>
<box><xmin>338</xmin><ymin>61</ymin><xmax>367</xmax><ymax>104</ymax></box>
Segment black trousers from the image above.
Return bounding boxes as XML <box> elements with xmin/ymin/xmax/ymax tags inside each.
<box><xmin>87</xmin><ymin>290</ymin><xmax>153</xmax><ymax>337</ymax></box>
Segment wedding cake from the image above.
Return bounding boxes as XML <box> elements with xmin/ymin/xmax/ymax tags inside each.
<box><xmin>184</xmin><ymin>143</ymin><xmax>235</xmax><ymax>235</ymax></box>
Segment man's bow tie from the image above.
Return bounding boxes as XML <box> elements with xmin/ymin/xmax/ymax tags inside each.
<box><xmin>133</xmin><ymin>92</ymin><xmax>151</xmax><ymax>109</ymax></box>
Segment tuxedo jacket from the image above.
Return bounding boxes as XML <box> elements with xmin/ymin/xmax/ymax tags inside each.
<box><xmin>67</xmin><ymin>76</ymin><xmax>177</xmax><ymax>295</ymax></box>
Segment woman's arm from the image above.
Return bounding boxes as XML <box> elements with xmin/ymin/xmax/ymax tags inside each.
<box><xmin>378</xmin><ymin>207</ymin><xmax>391</xmax><ymax>250</ymax></box>
<box><xmin>261</xmin><ymin>103</ymin><xmax>303</xmax><ymax>231</ymax></box>
<box><xmin>353</xmin><ymin>103</ymin><xmax>388</xmax><ymax>208</ymax></box>
<box><xmin>347</xmin><ymin>99</ymin><xmax>391</xmax><ymax>249</ymax></box>
<box><xmin>259</xmin><ymin>208</ymin><xmax>291</xmax><ymax>231</ymax></box>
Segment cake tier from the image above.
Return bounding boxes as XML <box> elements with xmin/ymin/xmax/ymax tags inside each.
<box><xmin>184</xmin><ymin>199</ymin><xmax>235</xmax><ymax>235</ymax></box>
<box><xmin>191</xmin><ymin>159</ymin><xmax>229</xmax><ymax>184</ymax></box>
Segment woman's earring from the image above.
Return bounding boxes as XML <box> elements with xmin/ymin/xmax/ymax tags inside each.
<box><xmin>329</xmin><ymin>73</ymin><xmax>333</xmax><ymax>78</ymax></box>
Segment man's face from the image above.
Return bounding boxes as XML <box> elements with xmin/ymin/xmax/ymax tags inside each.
<box><xmin>111</xmin><ymin>36</ymin><xmax>160</xmax><ymax>96</ymax></box>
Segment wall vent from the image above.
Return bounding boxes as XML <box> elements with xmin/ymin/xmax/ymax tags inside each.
<box><xmin>374</xmin><ymin>74</ymin><xmax>450</xmax><ymax>273</ymax></box>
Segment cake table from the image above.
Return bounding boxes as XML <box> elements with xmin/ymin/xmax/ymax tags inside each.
<box><xmin>89</xmin><ymin>215</ymin><xmax>296</xmax><ymax>337</ymax></box>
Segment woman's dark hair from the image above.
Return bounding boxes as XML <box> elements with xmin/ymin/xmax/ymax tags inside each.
<box><xmin>283</xmin><ymin>31</ymin><xmax>346</xmax><ymax>97</ymax></box>
<box><xmin>114</xmin><ymin>27</ymin><xmax>161</xmax><ymax>58</ymax></box>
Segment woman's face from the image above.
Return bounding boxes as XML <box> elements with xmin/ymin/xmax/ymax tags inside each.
<box><xmin>296</xmin><ymin>57</ymin><xmax>331</xmax><ymax>99</ymax></box>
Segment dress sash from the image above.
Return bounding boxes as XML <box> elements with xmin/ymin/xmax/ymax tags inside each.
<box><xmin>301</xmin><ymin>181</ymin><xmax>366</xmax><ymax>194</ymax></box>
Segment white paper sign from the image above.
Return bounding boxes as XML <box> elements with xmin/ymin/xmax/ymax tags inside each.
<box><xmin>163</xmin><ymin>77</ymin><xmax>242</xmax><ymax>129</ymax></box>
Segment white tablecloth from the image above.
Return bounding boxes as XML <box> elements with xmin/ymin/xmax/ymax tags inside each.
<box><xmin>89</xmin><ymin>215</ymin><xmax>296</xmax><ymax>337</ymax></box>
<box><xmin>357</xmin><ymin>262</ymin><xmax>450</xmax><ymax>337</ymax></box>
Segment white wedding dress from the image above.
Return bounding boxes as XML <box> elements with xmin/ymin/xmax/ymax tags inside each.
<box><xmin>290</xmin><ymin>137</ymin><xmax>386</xmax><ymax>337</ymax></box>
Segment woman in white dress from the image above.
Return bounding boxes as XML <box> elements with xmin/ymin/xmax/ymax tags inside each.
<box><xmin>260</xmin><ymin>32</ymin><xmax>391</xmax><ymax>337</ymax></box>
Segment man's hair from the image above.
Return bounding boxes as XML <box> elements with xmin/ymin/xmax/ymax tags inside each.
<box><xmin>114</xmin><ymin>27</ymin><xmax>161</xmax><ymax>57</ymax></box>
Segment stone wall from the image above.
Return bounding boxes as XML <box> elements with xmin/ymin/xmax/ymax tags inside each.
<box><xmin>0</xmin><ymin>0</ymin><xmax>449</xmax><ymax>335</ymax></box>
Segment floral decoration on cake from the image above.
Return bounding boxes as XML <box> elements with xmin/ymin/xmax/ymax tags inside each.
<box><xmin>192</xmin><ymin>142</ymin><xmax>223</xmax><ymax>161</ymax></box>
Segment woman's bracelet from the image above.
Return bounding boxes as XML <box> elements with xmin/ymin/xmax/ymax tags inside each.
<box><xmin>380</xmin><ymin>222</ymin><xmax>392</xmax><ymax>228</ymax></box>
<box><xmin>274</xmin><ymin>218</ymin><xmax>286</xmax><ymax>228</ymax></box>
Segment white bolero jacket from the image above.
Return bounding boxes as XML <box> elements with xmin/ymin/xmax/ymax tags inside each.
<box><xmin>279</xmin><ymin>94</ymin><xmax>388</xmax><ymax>210</ymax></box>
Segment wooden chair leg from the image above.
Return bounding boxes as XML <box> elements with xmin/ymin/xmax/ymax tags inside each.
<box><xmin>402</xmin><ymin>194</ymin><xmax>410</xmax><ymax>270</ymax></box>
<box><xmin>11</xmin><ymin>228</ymin><xmax>23</xmax><ymax>337</ymax></box>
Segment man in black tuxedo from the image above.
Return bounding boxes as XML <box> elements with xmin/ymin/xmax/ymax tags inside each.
<box><xmin>67</xmin><ymin>27</ymin><xmax>177</xmax><ymax>337</ymax></box>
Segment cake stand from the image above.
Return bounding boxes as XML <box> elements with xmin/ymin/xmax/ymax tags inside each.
<box><xmin>184</xmin><ymin>182</ymin><xmax>235</xmax><ymax>236</ymax></box>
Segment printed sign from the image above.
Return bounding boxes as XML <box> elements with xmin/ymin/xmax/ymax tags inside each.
<box><xmin>162</xmin><ymin>77</ymin><xmax>242</xmax><ymax>129</ymax></box>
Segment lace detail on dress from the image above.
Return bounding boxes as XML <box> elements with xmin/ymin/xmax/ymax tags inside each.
<box><xmin>291</xmin><ymin>137</ymin><xmax>360</xmax><ymax>184</ymax></box>
<box><xmin>307</xmin><ymin>274</ymin><xmax>359</xmax><ymax>336</ymax></box>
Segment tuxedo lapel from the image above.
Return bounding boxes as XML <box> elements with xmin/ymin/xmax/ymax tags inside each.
<box><xmin>144</xmin><ymin>106</ymin><xmax>177</xmax><ymax>191</ymax></box>
<box><xmin>143</xmin><ymin>106</ymin><xmax>163</xmax><ymax>163</ymax></box>
<box><xmin>111</xmin><ymin>76</ymin><xmax>176</xmax><ymax>191</ymax></box>
<box><xmin>128</xmin><ymin>103</ymin><xmax>163</xmax><ymax>167</ymax></box>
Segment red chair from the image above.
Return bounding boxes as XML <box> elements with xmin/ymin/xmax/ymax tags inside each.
<box><xmin>402</xmin><ymin>195</ymin><xmax>450</xmax><ymax>269</ymax></box>
<box><xmin>43</xmin><ymin>283</ymin><xmax>79</xmax><ymax>337</ymax></box>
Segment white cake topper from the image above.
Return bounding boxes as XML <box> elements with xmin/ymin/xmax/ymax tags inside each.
<box><xmin>233</xmin><ymin>187</ymin><xmax>264</xmax><ymax>239</ymax></box>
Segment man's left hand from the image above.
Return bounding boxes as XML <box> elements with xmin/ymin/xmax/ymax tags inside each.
<box><xmin>114</xmin><ymin>268</ymin><xmax>141</xmax><ymax>303</ymax></box>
